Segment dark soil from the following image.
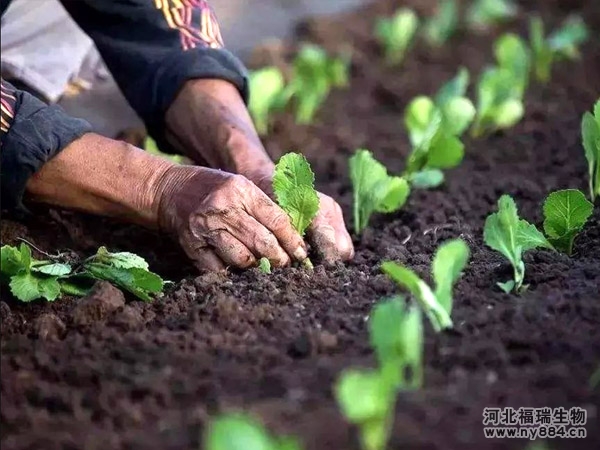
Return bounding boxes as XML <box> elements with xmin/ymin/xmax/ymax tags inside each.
<box><xmin>2</xmin><ymin>1</ymin><xmax>599</xmax><ymax>449</ymax></box>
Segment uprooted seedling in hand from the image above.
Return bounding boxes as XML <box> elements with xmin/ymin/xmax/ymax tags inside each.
<box><xmin>381</xmin><ymin>239</ymin><xmax>470</xmax><ymax>332</ymax></box>
<box><xmin>1</xmin><ymin>243</ymin><xmax>165</xmax><ymax>302</ymax></box>
<box><xmin>349</xmin><ymin>149</ymin><xmax>410</xmax><ymax>234</ymax></box>
<box><xmin>424</xmin><ymin>0</ymin><xmax>458</xmax><ymax>47</ymax></box>
<box><xmin>582</xmin><ymin>99</ymin><xmax>600</xmax><ymax>202</ymax></box>
<box><xmin>543</xmin><ymin>189</ymin><xmax>593</xmax><ymax>256</ymax></box>
<box><xmin>204</xmin><ymin>412</ymin><xmax>303</xmax><ymax>450</ymax></box>
<box><xmin>272</xmin><ymin>152</ymin><xmax>320</xmax><ymax>268</ymax></box>
<box><xmin>483</xmin><ymin>195</ymin><xmax>554</xmax><ymax>294</ymax></box>
<box><xmin>335</xmin><ymin>297</ymin><xmax>423</xmax><ymax>450</ymax></box>
<box><xmin>375</xmin><ymin>8</ymin><xmax>419</xmax><ymax>66</ymax></box>
<box><xmin>529</xmin><ymin>15</ymin><xmax>588</xmax><ymax>83</ymax></box>
<box><xmin>248</xmin><ymin>66</ymin><xmax>287</xmax><ymax>135</ymax></box>
<box><xmin>467</xmin><ymin>0</ymin><xmax>518</xmax><ymax>31</ymax></box>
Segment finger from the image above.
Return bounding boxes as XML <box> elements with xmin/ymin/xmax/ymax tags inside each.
<box><xmin>245</xmin><ymin>189</ymin><xmax>308</xmax><ymax>262</ymax></box>
<box><xmin>190</xmin><ymin>247</ymin><xmax>227</xmax><ymax>272</ymax></box>
<box><xmin>309</xmin><ymin>202</ymin><xmax>355</xmax><ymax>262</ymax></box>
<box><xmin>204</xmin><ymin>229</ymin><xmax>257</xmax><ymax>269</ymax></box>
<box><xmin>328</xmin><ymin>204</ymin><xmax>355</xmax><ymax>261</ymax></box>
<box><xmin>226</xmin><ymin>214</ymin><xmax>291</xmax><ymax>267</ymax></box>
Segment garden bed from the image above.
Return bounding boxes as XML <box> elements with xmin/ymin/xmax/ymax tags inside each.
<box><xmin>1</xmin><ymin>0</ymin><xmax>599</xmax><ymax>449</ymax></box>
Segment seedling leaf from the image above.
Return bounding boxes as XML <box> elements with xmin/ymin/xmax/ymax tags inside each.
<box><xmin>249</xmin><ymin>67</ymin><xmax>286</xmax><ymax>135</ymax></box>
<box><xmin>432</xmin><ymin>239</ymin><xmax>470</xmax><ymax>314</ymax></box>
<box><xmin>548</xmin><ymin>16</ymin><xmax>589</xmax><ymax>59</ymax></box>
<box><xmin>543</xmin><ymin>189</ymin><xmax>593</xmax><ymax>255</ymax></box>
<box><xmin>273</xmin><ymin>153</ymin><xmax>320</xmax><ymax>236</ymax></box>
<box><xmin>406</xmin><ymin>169</ymin><xmax>445</xmax><ymax>189</ymax></box>
<box><xmin>424</xmin><ymin>0</ymin><xmax>458</xmax><ymax>46</ymax></box>
<box><xmin>258</xmin><ymin>257</ymin><xmax>272</xmax><ymax>274</ymax></box>
<box><xmin>33</xmin><ymin>263</ymin><xmax>72</xmax><ymax>277</ymax></box>
<box><xmin>467</xmin><ymin>0</ymin><xmax>517</xmax><ymax>30</ymax></box>
<box><xmin>582</xmin><ymin>100</ymin><xmax>600</xmax><ymax>201</ymax></box>
<box><xmin>375</xmin><ymin>8</ymin><xmax>419</xmax><ymax>66</ymax></box>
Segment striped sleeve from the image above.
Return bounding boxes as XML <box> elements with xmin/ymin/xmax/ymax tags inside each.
<box><xmin>1</xmin><ymin>80</ymin><xmax>17</xmax><ymax>143</ymax></box>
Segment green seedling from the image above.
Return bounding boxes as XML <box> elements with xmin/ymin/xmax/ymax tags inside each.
<box><xmin>467</xmin><ymin>0</ymin><xmax>518</xmax><ymax>30</ymax></box>
<box><xmin>349</xmin><ymin>149</ymin><xmax>410</xmax><ymax>234</ymax></box>
<box><xmin>529</xmin><ymin>16</ymin><xmax>588</xmax><ymax>83</ymax></box>
<box><xmin>493</xmin><ymin>34</ymin><xmax>530</xmax><ymax>95</ymax></box>
<box><xmin>582</xmin><ymin>99</ymin><xmax>600</xmax><ymax>202</ymax></box>
<box><xmin>375</xmin><ymin>9</ymin><xmax>419</xmax><ymax>66</ymax></box>
<box><xmin>381</xmin><ymin>239</ymin><xmax>470</xmax><ymax>332</ymax></box>
<box><xmin>433</xmin><ymin>67</ymin><xmax>476</xmax><ymax>137</ymax></box>
<box><xmin>258</xmin><ymin>257</ymin><xmax>272</xmax><ymax>274</ymax></box>
<box><xmin>543</xmin><ymin>189</ymin><xmax>593</xmax><ymax>256</ymax></box>
<box><xmin>282</xmin><ymin>44</ymin><xmax>350</xmax><ymax>124</ymax></box>
<box><xmin>248</xmin><ymin>66</ymin><xmax>286</xmax><ymax>135</ymax></box>
<box><xmin>484</xmin><ymin>195</ymin><xmax>554</xmax><ymax>294</ymax></box>
<box><xmin>1</xmin><ymin>243</ymin><xmax>164</xmax><ymax>302</ymax></box>
<box><xmin>204</xmin><ymin>413</ymin><xmax>302</xmax><ymax>450</ymax></box>
<box><xmin>273</xmin><ymin>153</ymin><xmax>319</xmax><ymax>267</ymax></box>
<box><xmin>145</xmin><ymin>136</ymin><xmax>185</xmax><ymax>164</ymax></box>
<box><xmin>424</xmin><ymin>0</ymin><xmax>458</xmax><ymax>46</ymax></box>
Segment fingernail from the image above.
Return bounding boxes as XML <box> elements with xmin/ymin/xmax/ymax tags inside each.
<box><xmin>293</xmin><ymin>246</ymin><xmax>308</xmax><ymax>261</ymax></box>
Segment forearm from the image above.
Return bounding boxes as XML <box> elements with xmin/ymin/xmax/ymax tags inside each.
<box><xmin>25</xmin><ymin>133</ymin><xmax>174</xmax><ymax>228</ymax></box>
<box><xmin>164</xmin><ymin>79</ymin><xmax>274</xmax><ymax>178</ymax></box>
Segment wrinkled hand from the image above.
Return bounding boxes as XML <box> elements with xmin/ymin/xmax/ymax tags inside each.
<box><xmin>250</xmin><ymin>172</ymin><xmax>355</xmax><ymax>263</ymax></box>
<box><xmin>156</xmin><ymin>166</ymin><xmax>308</xmax><ymax>271</ymax></box>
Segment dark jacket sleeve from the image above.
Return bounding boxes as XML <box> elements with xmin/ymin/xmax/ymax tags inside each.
<box><xmin>1</xmin><ymin>78</ymin><xmax>92</xmax><ymax>211</ymax></box>
<box><xmin>59</xmin><ymin>0</ymin><xmax>249</xmax><ymax>149</ymax></box>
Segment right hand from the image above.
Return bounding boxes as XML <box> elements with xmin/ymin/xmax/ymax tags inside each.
<box><xmin>156</xmin><ymin>165</ymin><xmax>308</xmax><ymax>271</ymax></box>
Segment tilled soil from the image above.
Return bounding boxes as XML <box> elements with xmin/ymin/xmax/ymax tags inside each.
<box><xmin>1</xmin><ymin>1</ymin><xmax>599</xmax><ymax>449</ymax></box>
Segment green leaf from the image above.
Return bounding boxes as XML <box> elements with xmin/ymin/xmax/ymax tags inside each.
<box><xmin>529</xmin><ymin>17</ymin><xmax>553</xmax><ymax>83</ymax></box>
<box><xmin>258</xmin><ymin>257</ymin><xmax>272</xmax><ymax>274</ymax></box>
<box><xmin>204</xmin><ymin>414</ymin><xmax>278</xmax><ymax>450</ymax></box>
<box><xmin>435</xmin><ymin>67</ymin><xmax>470</xmax><ymax>107</ymax></box>
<box><xmin>432</xmin><ymin>239</ymin><xmax>470</xmax><ymax>314</ymax></box>
<box><xmin>33</xmin><ymin>263</ymin><xmax>72</xmax><ymax>277</ymax></box>
<box><xmin>494</xmin><ymin>33</ymin><xmax>530</xmax><ymax>95</ymax></box>
<box><xmin>85</xmin><ymin>263</ymin><xmax>163</xmax><ymax>302</ymax></box>
<box><xmin>517</xmin><ymin>219</ymin><xmax>554</xmax><ymax>252</ymax></box>
<box><xmin>94</xmin><ymin>247</ymin><xmax>150</xmax><ymax>270</ymax></box>
<box><xmin>493</xmin><ymin>99</ymin><xmax>525</xmax><ymax>130</ymax></box>
<box><xmin>424</xmin><ymin>0</ymin><xmax>458</xmax><ymax>46</ymax></box>
<box><xmin>248</xmin><ymin>67</ymin><xmax>286</xmax><ymax>135</ymax></box>
<box><xmin>497</xmin><ymin>280</ymin><xmax>515</xmax><ymax>293</ymax></box>
<box><xmin>38</xmin><ymin>277</ymin><xmax>61</xmax><ymax>301</ymax></box>
<box><xmin>441</xmin><ymin>97</ymin><xmax>476</xmax><ymax>137</ymax></box>
<box><xmin>405</xmin><ymin>96</ymin><xmax>437</xmax><ymax>147</ymax></box>
<box><xmin>467</xmin><ymin>0</ymin><xmax>518</xmax><ymax>30</ymax></box>
<box><xmin>1</xmin><ymin>245</ymin><xmax>26</xmax><ymax>277</ymax></box>
<box><xmin>60</xmin><ymin>279</ymin><xmax>93</xmax><ymax>296</ymax></box>
<box><xmin>369</xmin><ymin>297</ymin><xmax>423</xmax><ymax>389</ymax></box>
<box><xmin>349</xmin><ymin>150</ymin><xmax>410</xmax><ymax>233</ymax></box>
<box><xmin>543</xmin><ymin>189</ymin><xmax>593</xmax><ymax>255</ymax></box>
<box><xmin>426</xmin><ymin>131</ymin><xmax>464</xmax><ymax>170</ymax></box>
<box><xmin>9</xmin><ymin>272</ymin><xmax>43</xmax><ymax>302</ymax></box>
<box><xmin>19</xmin><ymin>243</ymin><xmax>32</xmax><ymax>271</ymax></box>
<box><xmin>407</xmin><ymin>169</ymin><xmax>445</xmax><ymax>189</ymax></box>
<box><xmin>375</xmin><ymin>8</ymin><xmax>419</xmax><ymax>66</ymax></box>
<box><xmin>548</xmin><ymin>15</ymin><xmax>588</xmax><ymax>58</ymax></box>
<box><xmin>272</xmin><ymin>153</ymin><xmax>320</xmax><ymax>235</ymax></box>
<box><xmin>381</xmin><ymin>261</ymin><xmax>453</xmax><ymax>332</ymax></box>
<box><xmin>335</xmin><ymin>369</ymin><xmax>391</xmax><ymax>423</ymax></box>
<box><xmin>582</xmin><ymin>100</ymin><xmax>600</xmax><ymax>201</ymax></box>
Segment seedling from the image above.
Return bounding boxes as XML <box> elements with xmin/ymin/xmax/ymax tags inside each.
<box><xmin>543</xmin><ymin>189</ymin><xmax>593</xmax><ymax>256</ymax></box>
<box><xmin>582</xmin><ymin>100</ymin><xmax>600</xmax><ymax>202</ymax></box>
<box><xmin>375</xmin><ymin>9</ymin><xmax>419</xmax><ymax>66</ymax></box>
<box><xmin>529</xmin><ymin>16</ymin><xmax>588</xmax><ymax>83</ymax></box>
<box><xmin>204</xmin><ymin>412</ymin><xmax>303</xmax><ymax>450</ymax></box>
<box><xmin>483</xmin><ymin>195</ymin><xmax>554</xmax><ymax>294</ymax></box>
<box><xmin>258</xmin><ymin>257</ymin><xmax>272</xmax><ymax>274</ymax></box>
<box><xmin>349</xmin><ymin>149</ymin><xmax>410</xmax><ymax>234</ymax></box>
<box><xmin>248</xmin><ymin>66</ymin><xmax>286</xmax><ymax>135</ymax></box>
<box><xmin>424</xmin><ymin>0</ymin><xmax>458</xmax><ymax>46</ymax></box>
<box><xmin>336</xmin><ymin>297</ymin><xmax>422</xmax><ymax>450</ymax></box>
<box><xmin>1</xmin><ymin>243</ymin><xmax>164</xmax><ymax>302</ymax></box>
<box><xmin>282</xmin><ymin>44</ymin><xmax>349</xmax><ymax>124</ymax></box>
<box><xmin>381</xmin><ymin>239</ymin><xmax>470</xmax><ymax>332</ymax></box>
<box><xmin>466</xmin><ymin>0</ymin><xmax>518</xmax><ymax>30</ymax></box>
<box><xmin>145</xmin><ymin>136</ymin><xmax>185</xmax><ymax>164</ymax></box>
<box><xmin>272</xmin><ymin>153</ymin><xmax>319</xmax><ymax>267</ymax></box>
<box><xmin>433</xmin><ymin>68</ymin><xmax>476</xmax><ymax>137</ymax></box>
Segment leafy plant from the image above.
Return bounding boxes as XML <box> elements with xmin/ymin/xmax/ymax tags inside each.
<box><xmin>336</xmin><ymin>297</ymin><xmax>422</xmax><ymax>450</ymax></box>
<box><xmin>542</xmin><ymin>189</ymin><xmax>593</xmax><ymax>255</ymax></box>
<box><xmin>258</xmin><ymin>257</ymin><xmax>272</xmax><ymax>274</ymax></box>
<box><xmin>483</xmin><ymin>195</ymin><xmax>554</xmax><ymax>293</ymax></box>
<box><xmin>282</xmin><ymin>44</ymin><xmax>349</xmax><ymax>124</ymax></box>
<box><xmin>381</xmin><ymin>239</ymin><xmax>470</xmax><ymax>331</ymax></box>
<box><xmin>145</xmin><ymin>136</ymin><xmax>185</xmax><ymax>164</ymax></box>
<box><xmin>434</xmin><ymin>67</ymin><xmax>476</xmax><ymax>137</ymax></box>
<box><xmin>424</xmin><ymin>0</ymin><xmax>458</xmax><ymax>46</ymax></box>
<box><xmin>273</xmin><ymin>153</ymin><xmax>319</xmax><ymax>267</ymax></box>
<box><xmin>248</xmin><ymin>67</ymin><xmax>286</xmax><ymax>135</ymax></box>
<box><xmin>204</xmin><ymin>413</ymin><xmax>302</xmax><ymax>450</ymax></box>
<box><xmin>529</xmin><ymin>16</ymin><xmax>588</xmax><ymax>83</ymax></box>
<box><xmin>349</xmin><ymin>149</ymin><xmax>410</xmax><ymax>234</ymax></box>
<box><xmin>582</xmin><ymin>100</ymin><xmax>600</xmax><ymax>202</ymax></box>
<box><xmin>375</xmin><ymin>9</ymin><xmax>419</xmax><ymax>66</ymax></box>
<box><xmin>467</xmin><ymin>0</ymin><xmax>518</xmax><ymax>30</ymax></box>
<box><xmin>1</xmin><ymin>243</ymin><xmax>164</xmax><ymax>302</ymax></box>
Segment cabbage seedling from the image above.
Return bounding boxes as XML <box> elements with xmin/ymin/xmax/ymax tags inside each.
<box><xmin>248</xmin><ymin>67</ymin><xmax>286</xmax><ymax>135</ymax></box>
<box><xmin>204</xmin><ymin>413</ymin><xmax>303</xmax><ymax>450</ymax></box>
<box><xmin>483</xmin><ymin>195</ymin><xmax>554</xmax><ymax>293</ymax></box>
<box><xmin>529</xmin><ymin>16</ymin><xmax>588</xmax><ymax>83</ymax></box>
<box><xmin>582</xmin><ymin>100</ymin><xmax>600</xmax><ymax>202</ymax></box>
<box><xmin>467</xmin><ymin>0</ymin><xmax>517</xmax><ymax>31</ymax></box>
<box><xmin>273</xmin><ymin>153</ymin><xmax>319</xmax><ymax>267</ymax></box>
<box><xmin>375</xmin><ymin>9</ymin><xmax>419</xmax><ymax>66</ymax></box>
<box><xmin>424</xmin><ymin>0</ymin><xmax>458</xmax><ymax>46</ymax></box>
<box><xmin>381</xmin><ymin>239</ymin><xmax>470</xmax><ymax>332</ymax></box>
<box><xmin>434</xmin><ymin>67</ymin><xmax>476</xmax><ymax>137</ymax></box>
<box><xmin>282</xmin><ymin>44</ymin><xmax>350</xmax><ymax>124</ymax></box>
<box><xmin>349</xmin><ymin>149</ymin><xmax>410</xmax><ymax>234</ymax></box>
<box><xmin>543</xmin><ymin>189</ymin><xmax>593</xmax><ymax>256</ymax></box>
<box><xmin>258</xmin><ymin>257</ymin><xmax>272</xmax><ymax>274</ymax></box>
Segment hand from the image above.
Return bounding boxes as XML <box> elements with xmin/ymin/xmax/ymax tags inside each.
<box><xmin>250</xmin><ymin>172</ymin><xmax>355</xmax><ymax>264</ymax></box>
<box><xmin>155</xmin><ymin>165</ymin><xmax>308</xmax><ymax>271</ymax></box>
